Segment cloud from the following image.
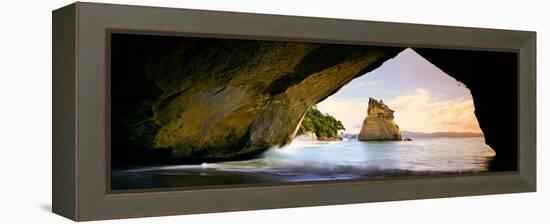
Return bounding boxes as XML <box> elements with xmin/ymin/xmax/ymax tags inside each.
<box><xmin>316</xmin><ymin>88</ymin><xmax>482</xmax><ymax>134</ymax></box>
<box><xmin>388</xmin><ymin>89</ymin><xmax>481</xmax><ymax>133</ymax></box>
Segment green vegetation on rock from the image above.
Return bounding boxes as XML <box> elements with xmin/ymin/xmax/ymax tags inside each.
<box><xmin>300</xmin><ymin>107</ymin><xmax>345</xmax><ymax>140</ymax></box>
<box><xmin>111</xmin><ymin>34</ymin><xmax>404</xmax><ymax>164</ymax></box>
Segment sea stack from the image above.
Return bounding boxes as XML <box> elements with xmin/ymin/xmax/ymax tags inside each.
<box><xmin>358</xmin><ymin>98</ymin><xmax>402</xmax><ymax>141</ymax></box>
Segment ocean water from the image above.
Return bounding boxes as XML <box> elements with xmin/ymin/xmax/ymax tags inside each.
<box><xmin>112</xmin><ymin>137</ymin><xmax>496</xmax><ymax>190</ymax></box>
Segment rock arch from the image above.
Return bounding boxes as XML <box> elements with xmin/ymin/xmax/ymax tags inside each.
<box><xmin>111</xmin><ymin>35</ymin><xmax>517</xmax><ymax>170</ymax></box>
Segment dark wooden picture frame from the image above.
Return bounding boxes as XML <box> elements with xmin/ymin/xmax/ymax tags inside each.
<box><xmin>53</xmin><ymin>2</ymin><xmax>536</xmax><ymax>221</ymax></box>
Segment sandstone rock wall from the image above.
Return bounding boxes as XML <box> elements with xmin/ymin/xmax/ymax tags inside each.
<box><xmin>112</xmin><ymin>34</ymin><xmax>519</xmax><ymax>171</ymax></box>
<box><xmin>358</xmin><ymin>98</ymin><xmax>402</xmax><ymax>141</ymax></box>
<box><xmin>111</xmin><ymin>34</ymin><xmax>404</xmax><ymax>163</ymax></box>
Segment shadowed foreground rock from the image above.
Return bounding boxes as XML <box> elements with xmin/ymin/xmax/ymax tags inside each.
<box><xmin>358</xmin><ymin>98</ymin><xmax>402</xmax><ymax>141</ymax></box>
<box><xmin>111</xmin><ymin>35</ymin><xmax>404</xmax><ymax>163</ymax></box>
<box><xmin>112</xmin><ymin>35</ymin><xmax>518</xmax><ymax>171</ymax></box>
<box><xmin>413</xmin><ymin>48</ymin><xmax>518</xmax><ymax>171</ymax></box>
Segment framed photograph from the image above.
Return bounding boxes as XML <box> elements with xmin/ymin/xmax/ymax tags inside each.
<box><xmin>52</xmin><ymin>2</ymin><xmax>536</xmax><ymax>221</ymax></box>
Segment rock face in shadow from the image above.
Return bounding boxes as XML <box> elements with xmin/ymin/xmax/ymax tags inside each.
<box><xmin>112</xmin><ymin>34</ymin><xmax>518</xmax><ymax>171</ymax></box>
<box><xmin>358</xmin><ymin>98</ymin><xmax>402</xmax><ymax>141</ymax></box>
<box><xmin>111</xmin><ymin>34</ymin><xmax>404</xmax><ymax>164</ymax></box>
<box><xmin>413</xmin><ymin>48</ymin><xmax>518</xmax><ymax>171</ymax></box>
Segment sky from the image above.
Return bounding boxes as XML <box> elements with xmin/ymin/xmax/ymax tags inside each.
<box><xmin>316</xmin><ymin>48</ymin><xmax>482</xmax><ymax>134</ymax></box>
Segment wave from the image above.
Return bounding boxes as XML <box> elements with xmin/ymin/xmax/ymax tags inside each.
<box><xmin>120</xmin><ymin>137</ymin><xmax>493</xmax><ymax>176</ymax></box>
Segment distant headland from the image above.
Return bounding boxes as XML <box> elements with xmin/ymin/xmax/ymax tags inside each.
<box><xmin>296</xmin><ymin>107</ymin><xmax>345</xmax><ymax>141</ymax></box>
<box><xmin>401</xmin><ymin>131</ymin><xmax>484</xmax><ymax>138</ymax></box>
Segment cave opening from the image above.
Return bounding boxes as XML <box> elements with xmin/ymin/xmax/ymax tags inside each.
<box><xmin>110</xmin><ymin>33</ymin><xmax>518</xmax><ymax>190</ymax></box>
<box><xmin>310</xmin><ymin>48</ymin><xmax>486</xmax><ymax>140</ymax></box>
<box><xmin>290</xmin><ymin>47</ymin><xmax>498</xmax><ymax>173</ymax></box>
<box><xmin>294</xmin><ymin>47</ymin><xmax>518</xmax><ymax>172</ymax></box>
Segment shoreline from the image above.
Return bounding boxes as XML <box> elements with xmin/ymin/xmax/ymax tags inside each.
<box><xmin>111</xmin><ymin>166</ymin><xmax>490</xmax><ymax>190</ymax></box>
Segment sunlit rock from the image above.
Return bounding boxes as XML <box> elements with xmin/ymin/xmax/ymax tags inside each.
<box><xmin>358</xmin><ymin>98</ymin><xmax>402</xmax><ymax>141</ymax></box>
<box><xmin>120</xmin><ymin>39</ymin><xmax>403</xmax><ymax>160</ymax></box>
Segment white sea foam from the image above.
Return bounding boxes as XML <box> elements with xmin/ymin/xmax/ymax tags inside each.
<box><xmin>123</xmin><ymin>137</ymin><xmax>495</xmax><ymax>176</ymax></box>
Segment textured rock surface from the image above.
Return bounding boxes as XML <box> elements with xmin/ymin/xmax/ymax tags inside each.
<box><xmin>112</xmin><ymin>34</ymin><xmax>519</xmax><ymax>171</ymax></box>
<box><xmin>111</xmin><ymin>34</ymin><xmax>404</xmax><ymax>163</ymax></box>
<box><xmin>358</xmin><ymin>98</ymin><xmax>402</xmax><ymax>141</ymax></box>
